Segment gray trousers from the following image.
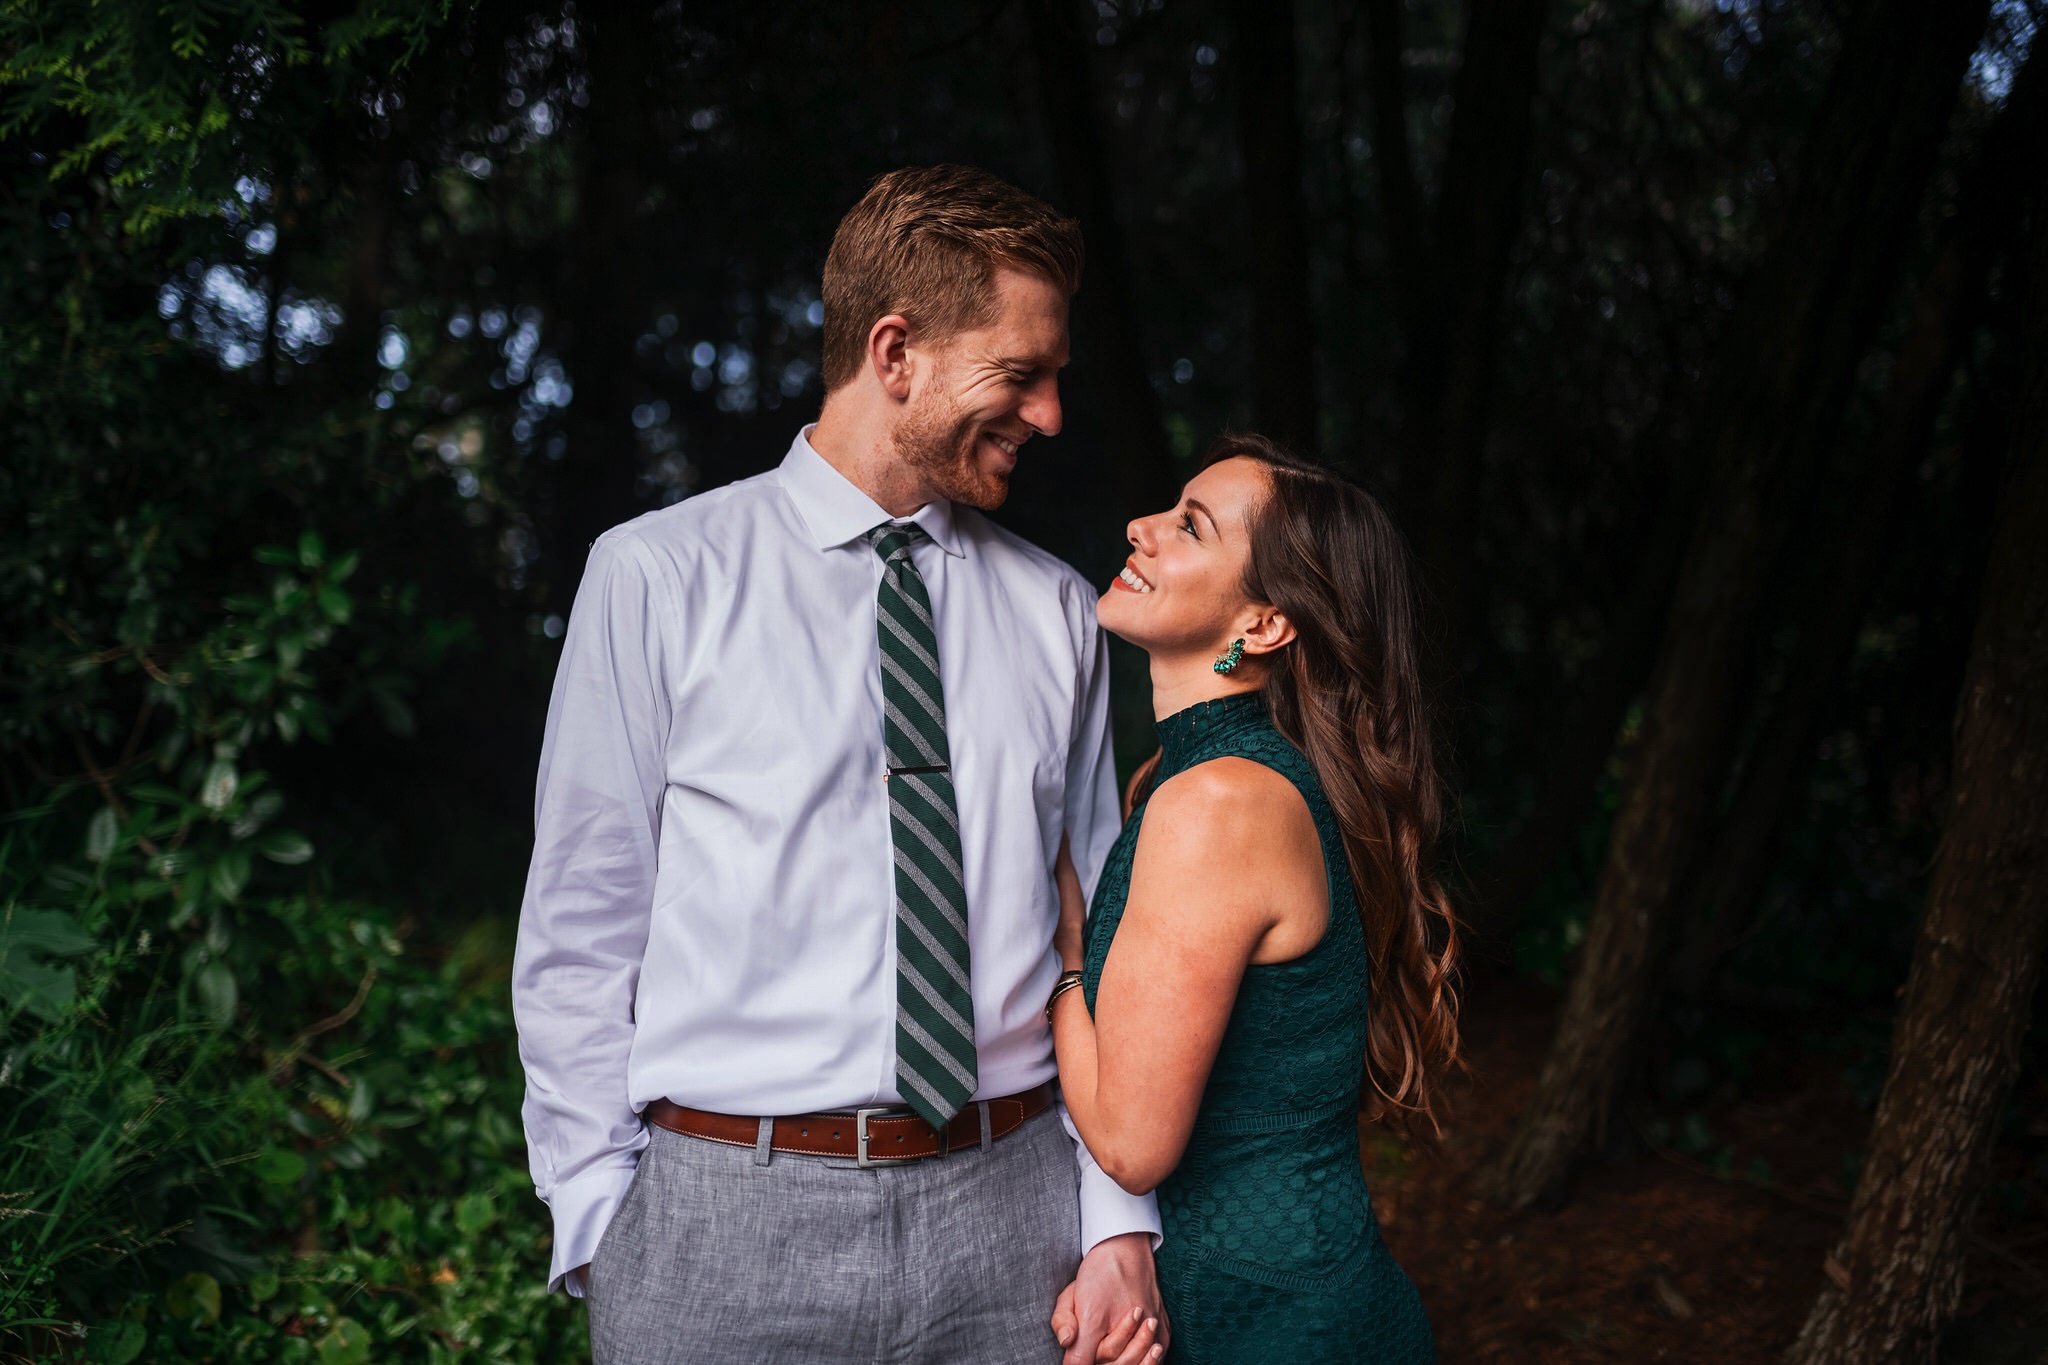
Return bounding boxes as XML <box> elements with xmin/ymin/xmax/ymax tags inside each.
<box><xmin>585</xmin><ymin>1106</ymin><xmax>1082</xmax><ymax>1364</ymax></box>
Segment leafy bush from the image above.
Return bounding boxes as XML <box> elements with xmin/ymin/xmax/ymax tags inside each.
<box><xmin>0</xmin><ymin>275</ymin><xmax>577</xmax><ymax>1365</ymax></box>
<box><xmin>2</xmin><ymin>827</ymin><xmax>584</xmax><ymax>1363</ymax></box>
<box><xmin>0</xmin><ymin>492</ymin><xmax>565</xmax><ymax>1360</ymax></box>
<box><xmin>0</xmin><ymin>0</ymin><xmax>452</xmax><ymax>234</ymax></box>
<box><xmin>0</xmin><ymin>8</ymin><xmax>586</xmax><ymax>1354</ymax></box>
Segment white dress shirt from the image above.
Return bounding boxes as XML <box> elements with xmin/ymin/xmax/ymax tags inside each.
<box><xmin>514</xmin><ymin>427</ymin><xmax>1160</xmax><ymax>1295</ymax></box>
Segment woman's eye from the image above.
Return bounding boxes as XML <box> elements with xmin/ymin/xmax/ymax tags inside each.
<box><xmin>1178</xmin><ymin>512</ymin><xmax>1198</xmax><ymax>538</ymax></box>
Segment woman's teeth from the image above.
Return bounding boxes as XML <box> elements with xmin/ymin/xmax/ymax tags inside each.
<box><xmin>1118</xmin><ymin>566</ymin><xmax>1152</xmax><ymax>593</ymax></box>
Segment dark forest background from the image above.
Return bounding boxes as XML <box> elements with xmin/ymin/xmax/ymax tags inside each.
<box><xmin>3</xmin><ymin>1</ymin><xmax>2045</xmax><ymax>1361</ymax></box>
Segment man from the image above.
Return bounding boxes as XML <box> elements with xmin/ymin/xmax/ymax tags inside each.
<box><xmin>513</xmin><ymin>165</ymin><xmax>1166</xmax><ymax>1364</ymax></box>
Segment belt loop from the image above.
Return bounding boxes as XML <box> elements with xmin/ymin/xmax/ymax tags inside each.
<box><xmin>754</xmin><ymin>1116</ymin><xmax>775</xmax><ymax>1167</ymax></box>
<box><xmin>978</xmin><ymin>1099</ymin><xmax>993</xmax><ymax>1155</ymax></box>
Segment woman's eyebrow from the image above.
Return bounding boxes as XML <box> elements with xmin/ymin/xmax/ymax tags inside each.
<box><xmin>1185</xmin><ymin>498</ymin><xmax>1220</xmax><ymax>537</ymax></box>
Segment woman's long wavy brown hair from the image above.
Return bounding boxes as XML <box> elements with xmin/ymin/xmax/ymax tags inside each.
<box><xmin>1132</xmin><ymin>433</ymin><xmax>1463</xmax><ymax>1136</ymax></box>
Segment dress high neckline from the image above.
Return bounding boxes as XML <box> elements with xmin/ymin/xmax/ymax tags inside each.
<box><xmin>1155</xmin><ymin>690</ymin><xmax>1270</xmax><ymax>776</ymax></box>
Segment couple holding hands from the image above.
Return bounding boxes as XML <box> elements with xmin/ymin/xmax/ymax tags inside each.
<box><xmin>513</xmin><ymin>164</ymin><xmax>1460</xmax><ymax>1364</ymax></box>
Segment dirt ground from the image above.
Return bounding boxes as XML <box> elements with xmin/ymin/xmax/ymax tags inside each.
<box><xmin>1362</xmin><ymin>979</ymin><xmax>2048</xmax><ymax>1364</ymax></box>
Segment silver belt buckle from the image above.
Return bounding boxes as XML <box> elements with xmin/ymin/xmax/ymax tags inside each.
<box><xmin>855</xmin><ymin>1105</ymin><xmax>945</xmax><ymax>1167</ymax></box>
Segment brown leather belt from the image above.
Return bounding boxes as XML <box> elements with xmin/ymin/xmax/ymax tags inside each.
<box><xmin>644</xmin><ymin>1083</ymin><xmax>1054</xmax><ymax>1167</ymax></box>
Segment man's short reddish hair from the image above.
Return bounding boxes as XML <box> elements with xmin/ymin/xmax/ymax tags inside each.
<box><xmin>821</xmin><ymin>165</ymin><xmax>1083</xmax><ymax>393</ymax></box>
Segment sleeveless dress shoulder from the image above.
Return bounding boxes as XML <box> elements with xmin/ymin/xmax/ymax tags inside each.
<box><xmin>1079</xmin><ymin>692</ymin><xmax>1435</xmax><ymax>1365</ymax></box>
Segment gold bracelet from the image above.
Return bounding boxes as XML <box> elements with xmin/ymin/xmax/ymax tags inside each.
<box><xmin>1045</xmin><ymin>970</ymin><xmax>1085</xmax><ymax>1022</ymax></box>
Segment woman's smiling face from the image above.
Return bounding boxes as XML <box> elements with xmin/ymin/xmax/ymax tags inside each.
<box><xmin>1098</xmin><ymin>455</ymin><xmax>1272</xmax><ymax>657</ymax></box>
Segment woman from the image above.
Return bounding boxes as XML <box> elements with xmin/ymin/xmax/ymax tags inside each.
<box><xmin>1049</xmin><ymin>435</ymin><xmax>1461</xmax><ymax>1364</ymax></box>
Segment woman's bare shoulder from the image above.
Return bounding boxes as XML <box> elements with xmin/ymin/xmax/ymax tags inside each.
<box><xmin>1141</xmin><ymin>757</ymin><xmax>1314</xmax><ymax>856</ymax></box>
<box><xmin>1124</xmin><ymin>757</ymin><xmax>1323</xmax><ymax>953</ymax></box>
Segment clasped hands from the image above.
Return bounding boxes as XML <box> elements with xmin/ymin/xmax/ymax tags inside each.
<box><xmin>577</xmin><ymin>1236</ymin><xmax>1168</xmax><ymax>1361</ymax></box>
<box><xmin>1050</xmin><ymin>1231</ymin><xmax>1169</xmax><ymax>1364</ymax></box>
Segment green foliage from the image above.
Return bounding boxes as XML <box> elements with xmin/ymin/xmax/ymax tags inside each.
<box><xmin>0</xmin><ymin>904</ymin><xmax>95</xmax><ymax>1020</ymax></box>
<box><xmin>0</xmin><ymin>5</ymin><xmax>562</xmax><ymax>1355</ymax></box>
<box><xmin>0</xmin><ymin>0</ymin><xmax>456</xmax><ymax>232</ymax></box>
<box><xmin>1</xmin><ymin>0</ymin><xmax>2033</xmax><ymax>1357</ymax></box>
<box><xmin>0</xmin><ymin>339</ymin><xmax>562</xmax><ymax>1365</ymax></box>
<box><xmin>1</xmin><ymin>805</ymin><xmax>584</xmax><ymax>1363</ymax></box>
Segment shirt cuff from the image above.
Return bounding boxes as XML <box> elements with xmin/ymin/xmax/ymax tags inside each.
<box><xmin>542</xmin><ymin>1162</ymin><xmax>642</xmax><ymax>1297</ymax></box>
<box><xmin>1078</xmin><ymin>1160</ymin><xmax>1164</xmax><ymax>1256</ymax></box>
<box><xmin>1059</xmin><ymin>1100</ymin><xmax>1163</xmax><ymax>1254</ymax></box>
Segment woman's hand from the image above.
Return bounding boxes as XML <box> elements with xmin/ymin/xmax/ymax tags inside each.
<box><xmin>1054</xmin><ymin>835</ymin><xmax>1087</xmax><ymax>972</ymax></box>
<box><xmin>1051</xmin><ymin>1295</ymin><xmax>1165</xmax><ymax>1365</ymax></box>
<box><xmin>1095</xmin><ymin>1305</ymin><xmax>1163</xmax><ymax>1364</ymax></box>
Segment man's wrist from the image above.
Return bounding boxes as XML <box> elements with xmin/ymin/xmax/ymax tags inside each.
<box><xmin>1082</xmin><ymin>1227</ymin><xmax>1160</xmax><ymax>1259</ymax></box>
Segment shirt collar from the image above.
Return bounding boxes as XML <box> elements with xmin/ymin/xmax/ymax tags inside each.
<box><xmin>779</xmin><ymin>425</ymin><xmax>965</xmax><ymax>558</ymax></box>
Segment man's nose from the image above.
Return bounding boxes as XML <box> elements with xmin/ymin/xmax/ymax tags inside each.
<box><xmin>1021</xmin><ymin>375</ymin><xmax>1063</xmax><ymax>438</ymax></box>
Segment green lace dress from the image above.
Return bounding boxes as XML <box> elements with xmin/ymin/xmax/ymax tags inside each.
<box><xmin>1080</xmin><ymin>692</ymin><xmax>1435</xmax><ymax>1365</ymax></box>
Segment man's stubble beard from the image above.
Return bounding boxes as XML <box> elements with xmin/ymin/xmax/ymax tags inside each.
<box><xmin>892</xmin><ymin>387</ymin><xmax>1011</xmax><ymax>511</ymax></box>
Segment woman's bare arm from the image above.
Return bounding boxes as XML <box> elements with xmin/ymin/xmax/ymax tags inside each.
<box><xmin>1051</xmin><ymin>758</ymin><xmax>1325</xmax><ymax>1193</ymax></box>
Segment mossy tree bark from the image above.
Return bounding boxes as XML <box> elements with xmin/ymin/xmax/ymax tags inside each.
<box><xmin>1673</xmin><ymin>42</ymin><xmax>2046</xmax><ymax>997</ymax></box>
<box><xmin>1477</xmin><ymin>0</ymin><xmax>1993</xmax><ymax>1212</ymax></box>
<box><xmin>1782</xmin><ymin>116</ymin><xmax>2048</xmax><ymax>1365</ymax></box>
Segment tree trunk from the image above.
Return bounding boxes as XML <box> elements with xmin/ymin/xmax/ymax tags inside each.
<box><xmin>1408</xmin><ymin>0</ymin><xmax>1548</xmax><ymax>660</ymax></box>
<box><xmin>1021</xmin><ymin>0</ymin><xmax>1176</xmax><ymax>516</ymax></box>
<box><xmin>261</xmin><ymin>181</ymin><xmax>291</xmax><ymax>389</ymax></box>
<box><xmin>1358</xmin><ymin>0</ymin><xmax>1547</xmax><ymax>734</ymax></box>
<box><xmin>1230</xmin><ymin>0</ymin><xmax>1318</xmax><ymax>448</ymax></box>
<box><xmin>1784</xmin><ymin>157</ymin><xmax>2048</xmax><ymax>1365</ymax></box>
<box><xmin>1477</xmin><ymin>0</ymin><xmax>1992</xmax><ymax>1212</ymax></box>
<box><xmin>1325</xmin><ymin>5</ymin><xmax>1379</xmax><ymax>472</ymax></box>
<box><xmin>334</xmin><ymin>137</ymin><xmax>394</xmax><ymax>399</ymax></box>
<box><xmin>1675</xmin><ymin>46</ymin><xmax>2045</xmax><ymax>996</ymax></box>
<box><xmin>1461</xmin><ymin>456</ymin><xmax>1697</xmax><ymax>958</ymax></box>
<box><xmin>541</xmin><ymin>0</ymin><xmax>662</xmax><ymax>618</ymax></box>
<box><xmin>1361</xmin><ymin>0</ymin><xmax>1425</xmax><ymax>378</ymax></box>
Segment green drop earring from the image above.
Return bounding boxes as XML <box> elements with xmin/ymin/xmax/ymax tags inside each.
<box><xmin>1213</xmin><ymin>638</ymin><xmax>1246</xmax><ymax>674</ymax></box>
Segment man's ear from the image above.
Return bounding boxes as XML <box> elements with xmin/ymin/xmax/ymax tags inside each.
<box><xmin>1240</xmin><ymin>604</ymin><xmax>1296</xmax><ymax>658</ymax></box>
<box><xmin>868</xmin><ymin>314</ymin><xmax>913</xmax><ymax>401</ymax></box>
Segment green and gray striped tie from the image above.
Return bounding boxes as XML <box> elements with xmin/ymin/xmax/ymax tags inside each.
<box><xmin>867</xmin><ymin>522</ymin><xmax>977</xmax><ymax>1130</ymax></box>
